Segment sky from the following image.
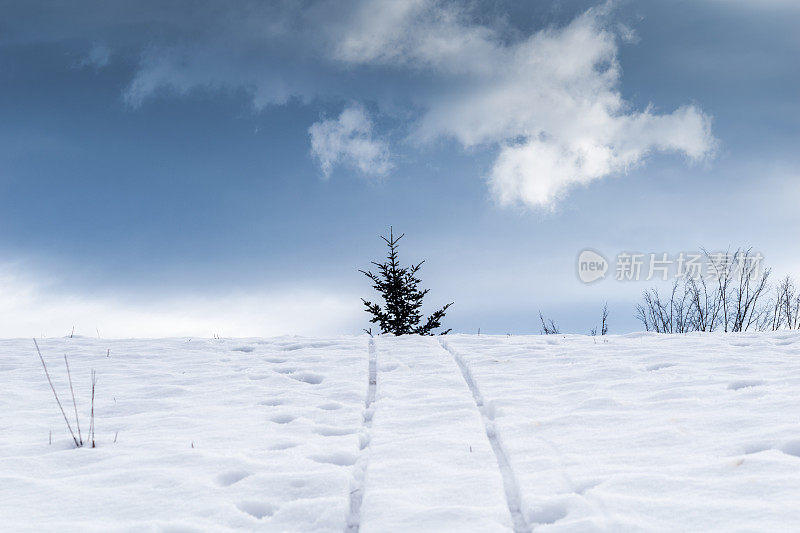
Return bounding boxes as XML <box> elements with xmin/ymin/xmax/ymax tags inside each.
<box><xmin>1</xmin><ymin>0</ymin><xmax>798</xmax><ymax>337</ymax></box>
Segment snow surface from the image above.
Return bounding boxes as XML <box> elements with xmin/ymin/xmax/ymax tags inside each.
<box><xmin>1</xmin><ymin>332</ymin><xmax>800</xmax><ymax>531</ymax></box>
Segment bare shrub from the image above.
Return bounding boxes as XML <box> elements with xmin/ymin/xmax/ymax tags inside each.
<box><xmin>772</xmin><ymin>275</ymin><xmax>800</xmax><ymax>330</ymax></box>
<box><xmin>685</xmin><ymin>277</ymin><xmax>723</xmax><ymax>332</ymax></box>
<box><xmin>635</xmin><ymin>280</ymin><xmax>694</xmax><ymax>333</ymax></box>
<box><xmin>600</xmin><ymin>303</ymin><xmax>609</xmax><ymax>335</ymax></box>
<box><xmin>539</xmin><ymin>312</ymin><xmax>560</xmax><ymax>335</ymax></box>
<box><xmin>636</xmin><ymin>247</ymin><xmax>776</xmax><ymax>333</ymax></box>
<box><xmin>64</xmin><ymin>354</ymin><xmax>83</xmax><ymax>446</ymax></box>
<box><xmin>591</xmin><ymin>303</ymin><xmax>609</xmax><ymax>336</ymax></box>
<box><xmin>707</xmin><ymin>248</ymin><xmax>771</xmax><ymax>332</ymax></box>
<box><xmin>33</xmin><ymin>339</ymin><xmax>96</xmax><ymax>448</ymax></box>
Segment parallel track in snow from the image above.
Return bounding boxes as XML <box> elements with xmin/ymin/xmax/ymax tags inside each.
<box><xmin>439</xmin><ymin>339</ymin><xmax>531</xmax><ymax>533</ymax></box>
<box><xmin>346</xmin><ymin>336</ymin><xmax>378</xmax><ymax>532</ymax></box>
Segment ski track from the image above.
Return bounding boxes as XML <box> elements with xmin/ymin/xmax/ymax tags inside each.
<box><xmin>5</xmin><ymin>332</ymin><xmax>800</xmax><ymax>531</ymax></box>
<box><xmin>358</xmin><ymin>336</ymin><xmax>511</xmax><ymax>531</ymax></box>
<box><xmin>440</xmin><ymin>339</ymin><xmax>531</xmax><ymax>533</ymax></box>
<box><xmin>347</xmin><ymin>336</ymin><xmax>377</xmax><ymax>532</ymax></box>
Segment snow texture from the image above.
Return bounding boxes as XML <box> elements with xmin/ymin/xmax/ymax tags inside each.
<box><xmin>1</xmin><ymin>332</ymin><xmax>800</xmax><ymax>531</ymax></box>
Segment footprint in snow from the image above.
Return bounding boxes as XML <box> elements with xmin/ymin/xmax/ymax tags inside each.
<box><xmin>780</xmin><ymin>440</ymin><xmax>800</xmax><ymax>458</ymax></box>
<box><xmin>742</xmin><ymin>441</ymin><xmax>772</xmax><ymax>455</ymax></box>
<box><xmin>317</xmin><ymin>402</ymin><xmax>342</xmax><ymax>410</ymax></box>
<box><xmin>574</xmin><ymin>479</ymin><xmax>602</xmax><ymax>495</ymax></box>
<box><xmin>279</xmin><ymin>343</ymin><xmax>305</xmax><ymax>351</ymax></box>
<box><xmin>291</xmin><ymin>372</ymin><xmax>324</xmax><ymax>385</ymax></box>
<box><xmin>269</xmin><ymin>441</ymin><xmax>299</xmax><ymax>450</ymax></box>
<box><xmin>646</xmin><ymin>363</ymin><xmax>676</xmax><ymax>371</ymax></box>
<box><xmin>259</xmin><ymin>398</ymin><xmax>287</xmax><ymax>406</ymax></box>
<box><xmin>527</xmin><ymin>501</ymin><xmax>568</xmax><ymax>525</ymax></box>
<box><xmin>314</xmin><ymin>425</ymin><xmax>355</xmax><ymax>437</ymax></box>
<box><xmin>215</xmin><ymin>470</ymin><xmax>253</xmax><ymax>487</ymax></box>
<box><xmin>742</xmin><ymin>440</ymin><xmax>800</xmax><ymax>458</ymax></box>
<box><xmin>237</xmin><ymin>501</ymin><xmax>276</xmax><ymax>519</ymax></box>
<box><xmin>309</xmin><ymin>451</ymin><xmax>357</xmax><ymax>466</ymax></box>
<box><xmin>232</xmin><ymin>346</ymin><xmax>254</xmax><ymax>353</ymax></box>
<box><xmin>264</xmin><ymin>357</ymin><xmax>287</xmax><ymax>363</ymax></box>
<box><xmin>727</xmin><ymin>379</ymin><xmax>764</xmax><ymax>391</ymax></box>
<box><xmin>271</xmin><ymin>414</ymin><xmax>296</xmax><ymax>424</ymax></box>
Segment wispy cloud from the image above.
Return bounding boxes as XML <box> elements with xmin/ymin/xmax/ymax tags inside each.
<box><xmin>79</xmin><ymin>44</ymin><xmax>111</xmax><ymax>69</ymax></box>
<box><xmin>309</xmin><ymin>104</ymin><xmax>392</xmax><ymax>178</ymax></box>
<box><xmin>119</xmin><ymin>3</ymin><xmax>309</xmax><ymax>109</ymax></box>
<box><xmin>0</xmin><ymin>265</ymin><xmax>359</xmax><ymax>338</ymax></box>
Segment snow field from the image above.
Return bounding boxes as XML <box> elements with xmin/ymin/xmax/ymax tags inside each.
<box><xmin>0</xmin><ymin>337</ymin><xmax>368</xmax><ymax>531</ymax></box>
<box><xmin>446</xmin><ymin>332</ymin><xmax>800</xmax><ymax>531</ymax></box>
<box><xmin>2</xmin><ymin>331</ymin><xmax>800</xmax><ymax>531</ymax></box>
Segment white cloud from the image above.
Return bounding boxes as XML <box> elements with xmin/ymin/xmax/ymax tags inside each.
<box><xmin>62</xmin><ymin>0</ymin><xmax>715</xmax><ymax>208</ymax></box>
<box><xmin>332</xmin><ymin>1</ymin><xmax>716</xmax><ymax>208</ymax></box>
<box><xmin>79</xmin><ymin>44</ymin><xmax>111</xmax><ymax>69</ymax></box>
<box><xmin>0</xmin><ymin>264</ymin><xmax>360</xmax><ymax>338</ymax></box>
<box><xmin>333</xmin><ymin>0</ymin><xmax>498</xmax><ymax>74</ymax></box>
<box><xmin>488</xmin><ymin>105</ymin><xmax>714</xmax><ymax>207</ymax></box>
<box><xmin>308</xmin><ymin>104</ymin><xmax>392</xmax><ymax>178</ymax></box>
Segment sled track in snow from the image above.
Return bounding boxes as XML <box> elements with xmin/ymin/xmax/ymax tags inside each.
<box><xmin>346</xmin><ymin>337</ymin><xmax>378</xmax><ymax>532</ymax></box>
<box><xmin>439</xmin><ymin>340</ymin><xmax>531</xmax><ymax>533</ymax></box>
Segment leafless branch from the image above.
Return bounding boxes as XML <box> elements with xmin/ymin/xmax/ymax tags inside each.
<box><xmin>33</xmin><ymin>339</ymin><xmax>80</xmax><ymax>448</ymax></box>
<box><xmin>64</xmin><ymin>354</ymin><xmax>83</xmax><ymax>446</ymax></box>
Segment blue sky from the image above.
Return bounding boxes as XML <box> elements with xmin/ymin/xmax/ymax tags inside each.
<box><xmin>1</xmin><ymin>0</ymin><xmax>798</xmax><ymax>337</ymax></box>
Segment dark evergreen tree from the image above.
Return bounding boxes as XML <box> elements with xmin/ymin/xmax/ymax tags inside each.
<box><xmin>360</xmin><ymin>228</ymin><xmax>452</xmax><ymax>335</ymax></box>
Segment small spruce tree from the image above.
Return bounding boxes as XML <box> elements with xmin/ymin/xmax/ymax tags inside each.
<box><xmin>360</xmin><ymin>228</ymin><xmax>452</xmax><ymax>335</ymax></box>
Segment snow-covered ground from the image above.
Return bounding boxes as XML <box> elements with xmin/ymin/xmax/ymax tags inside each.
<box><xmin>1</xmin><ymin>332</ymin><xmax>799</xmax><ymax>531</ymax></box>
